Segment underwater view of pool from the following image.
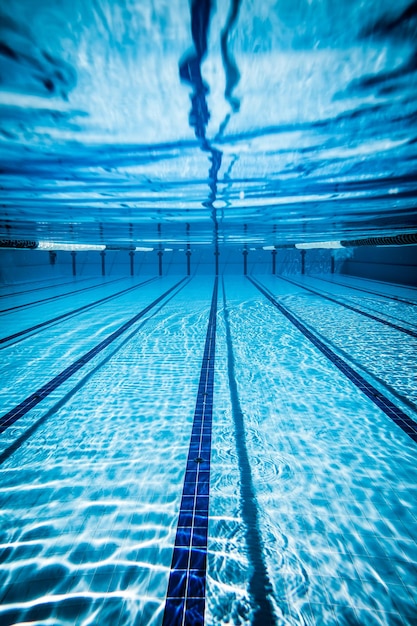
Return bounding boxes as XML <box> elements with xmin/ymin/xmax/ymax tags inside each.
<box><xmin>0</xmin><ymin>273</ymin><xmax>416</xmax><ymax>625</ymax></box>
<box><xmin>1</xmin><ymin>0</ymin><xmax>417</xmax><ymax>623</ymax></box>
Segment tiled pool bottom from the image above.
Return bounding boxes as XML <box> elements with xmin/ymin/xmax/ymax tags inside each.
<box><xmin>0</xmin><ymin>274</ymin><xmax>416</xmax><ymax>625</ymax></box>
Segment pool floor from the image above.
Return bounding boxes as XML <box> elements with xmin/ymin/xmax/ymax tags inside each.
<box><xmin>0</xmin><ymin>274</ymin><xmax>416</xmax><ymax>625</ymax></box>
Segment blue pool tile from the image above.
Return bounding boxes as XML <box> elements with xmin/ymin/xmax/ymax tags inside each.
<box><xmin>167</xmin><ymin>570</ymin><xmax>187</xmax><ymax>598</ymax></box>
<box><xmin>175</xmin><ymin>527</ymin><xmax>192</xmax><ymax>547</ymax></box>
<box><xmin>187</xmin><ymin>571</ymin><xmax>206</xmax><ymax>598</ymax></box>
<box><xmin>187</xmin><ymin>452</ymin><xmax>201</xmax><ymax>463</ymax></box>
<box><xmin>162</xmin><ymin>599</ymin><xmax>185</xmax><ymax>626</ymax></box>
<box><xmin>197</xmin><ymin>482</ymin><xmax>209</xmax><ymax>496</ymax></box>
<box><xmin>195</xmin><ymin>496</ymin><xmax>209</xmax><ymax>513</ymax></box>
<box><xmin>163</xmin><ymin>280</ymin><xmax>217</xmax><ymax>623</ymax></box>
<box><xmin>186</xmin><ymin>461</ymin><xmax>204</xmax><ymax>472</ymax></box>
<box><xmin>178</xmin><ymin>512</ymin><xmax>193</xmax><ymax>527</ymax></box>
<box><xmin>183</xmin><ymin>483</ymin><xmax>196</xmax><ymax>496</ymax></box>
<box><xmin>188</xmin><ymin>439</ymin><xmax>201</xmax><ymax>448</ymax></box>
<box><xmin>193</xmin><ymin>513</ymin><xmax>208</xmax><ymax>527</ymax></box>
<box><xmin>172</xmin><ymin>548</ymin><xmax>190</xmax><ymax>570</ymax></box>
<box><xmin>180</xmin><ymin>496</ymin><xmax>194</xmax><ymax>511</ymax></box>
<box><xmin>185</xmin><ymin>598</ymin><xmax>205</xmax><ymax>626</ymax></box>
<box><xmin>190</xmin><ymin>549</ymin><xmax>207</xmax><ymax>570</ymax></box>
<box><xmin>192</xmin><ymin>527</ymin><xmax>208</xmax><ymax>547</ymax></box>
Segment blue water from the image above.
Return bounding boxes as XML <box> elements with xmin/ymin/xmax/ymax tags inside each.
<box><xmin>0</xmin><ymin>0</ymin><xmax>416</xmax><ymax>247</ymax></box>
<box><xmin>0</xmin><ymin>274</ymin><xmax>417</xmax><ymax>624</ymax></box>
<box><xmin>1</xmin><ymin>1</ymin><xmax>417</xmax><ymax>624</ymax></box>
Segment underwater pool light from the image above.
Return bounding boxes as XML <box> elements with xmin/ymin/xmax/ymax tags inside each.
<box><xmin>134</xmin><ymin>246</ymin><xmax>154</xmax><ymax>252</ymax></box>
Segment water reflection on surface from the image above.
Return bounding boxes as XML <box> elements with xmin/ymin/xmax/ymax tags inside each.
<box><xmin>1</xmin><ymin>0</ymin><xmax>416</xmax><ymax>246</ymax></box>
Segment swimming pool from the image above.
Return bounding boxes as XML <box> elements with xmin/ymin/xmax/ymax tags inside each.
<box><xmin>1</xmin><ymin>0</ymin><xmax>417</xmax><ymax>622</ymax></box>
<box><xmin>1</xmin><ymin>272</ymin><xmax>416</xmax><ymax>625</ymax></box>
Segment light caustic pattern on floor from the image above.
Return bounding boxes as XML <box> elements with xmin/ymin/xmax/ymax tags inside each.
<box><xmin>0</xmin><ymin>274</ymin><xmax>417</xmax><ymax>625</ymax></box>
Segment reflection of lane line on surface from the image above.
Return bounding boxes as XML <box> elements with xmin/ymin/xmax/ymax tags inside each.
<box><xmin>221</xmin><ymin>277</ymin><xmax>276</xmax><ymax>624</ymax></box>
<box><xmin>0</xmin><ymin>277</ymin><xmax>158</xmax><ymax>347</ymax></box>
<box><xmin>0</xmin><ymin>278</ymin><xmax>191</xmax><ymax>465</ymax></box>
<box><xmin>0</xmin><ymin>276</ymin><xmax>92</xmax><ymax>299</ymax></box>
<box><xmin>312</xmin><ymin>275</ymin><xmax>417</xmax><ymax>306</ymax></box>
<box><xmin>276</xmin><ymin>275</ymin><xmax>417</xmax><ymax>338</ymax></box>
<box><xmin>163</xmin><ymin>278</ymin><xmax>218</xmax><ymax>626</ymax></box>
<box><xmin>0</xmin><ymin>278</ymin><xmax>187</xmax><ymax>435</ymax></box>
<box><xmin>249</xmin><ymin>277</ymin><xmax>417</xmax><ymax>443</ymax></box>
<box><xmin>0</xmin><ymin>277</ymin><xmax>123</xmax><ymax>314</ymax></box>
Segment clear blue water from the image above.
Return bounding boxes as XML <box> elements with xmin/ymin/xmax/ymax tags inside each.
<box><xmin>0</xmin><ymin>275</ymin><xmax>417</xmax><ymax>624</ymax></box>
<box><xmin>1</xmin><ymin>1</ymin><xmax>417</xmax><ymax>624</ymax></box>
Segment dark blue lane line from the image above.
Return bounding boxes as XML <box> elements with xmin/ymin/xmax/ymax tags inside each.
<box><xmin>300</xmin><ymin>276</ymin><xmax>417</xmax><ymax>329</ymax></box>
<box><xmin>0</xmin><ymin>277</ymin><xmax>91</xmax><ymax>300</ymax></box>
<box><xmin>0</xmin><ymin>278</ymin><xmax>191</xmax><ymax>466</ymax></box>
<box><xmin>221</xmin><ymin>278</ymin><xmax>276</xmax><ymax>624</ymax></box>
<box><xmin>0</xmin><ymin>278</ymin><xmax>187</xmax><ymax>435</ymax></box>
<box><xmin>0</xmin><ymin>277</ymin><xmax>122</xmax><ymax>314</ymax></box>
<box><xmin>249</xmin><ymin>277</ymin><xmax>417</xmax><ymax>444</ymax></box>
<box><xmin>163</xmin><ymin>278</ymin><xmax>218</xmax><ymax>626</ymax></box>
<box><xmin>277</xmin><ymin>275</ymin><xmax>417</xmax><ymax>338</ymax></box>
<box><xmin>313</xmin><ymin>275</ymin><xmax>417</xmax><ymax>306</ymax></box>
<box><xmin>0</xmin><ymin>277</ymin><xmax>157</xmax><ymax>346</ymax></box>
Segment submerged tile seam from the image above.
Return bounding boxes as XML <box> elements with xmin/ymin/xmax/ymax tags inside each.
<box><xmin>0</xmin><ymin>278</ymin><xmax>188</xmax><ymax>435</ymax></box>
<box><xmin>221</xmin><ymin>277</ymin><xmax>276</xmax><ymax>625</ymax></box>
<box><xmin>249</xmin><ymin>277</ymin><xmax>417</xmax><ymax>444</ymax></box>
<box><xmin>277</xmin><ymin>275</ymin><xmax>417</xmax><ymax>338</ymax></box>
<box><xmin>163</xmin><ymin>277</ymin><xmax>218</xmax><ymax>626</ymax></box>
<box><xmin>0</xmin><ymin>276</ymin><xmax>158</xmax><ymax>346</ymax></box>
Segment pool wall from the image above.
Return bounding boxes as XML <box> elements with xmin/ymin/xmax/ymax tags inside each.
<box><xmin>341</xmin><ymin>244</ymin><xmax>417</xmax><ymax>287</ymax></box>
<box><xmin>1</xmin><ymin>245</ymin><xmax>416</xmax><ymax>284</ymax></box>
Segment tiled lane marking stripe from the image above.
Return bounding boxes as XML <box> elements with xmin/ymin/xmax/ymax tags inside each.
<box><xmin>163</xmin><ymin>278</ymin><xmax>218</xmax><ymax>626</ymax></box>
<box><xmin>249</xmin><ymin>277</ymin><xmax>417</xmax><ymax>444</ymax></box>
<box><xmin>315</xmin><ymin>275</ymin><xmax>417</xmax><ymax>306</ymax></box>
<box><xmin>0</xmin><ymin>277</ymin><xmax>157</xmax><ymax>346</ymax></box>
<box><xmin>0</xmin><ymin>277</ymin><xmax>122</xmax><ymax>314</ymax></box>
<box><xmin>278</xmin><ymin>275</ymin><xmax>417</xmax><ymax>338</ymax></box>
<box><xmin>0</xmin><ymin>278</ymin><xmax>191</xmax><ymax>465</ymax></box>
<box><xmin>0</xmin><ymin>276</ymin><xmax>91</xmax><ymax>300</ymax></box>
<box><xmin>0</xmin><ymin>278</ymin><xmax>187</xmax><ymax>435</ymax></box>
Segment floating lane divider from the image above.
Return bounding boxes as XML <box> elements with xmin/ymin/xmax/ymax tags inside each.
<box><xmin>0</xmin><ymin>278</ymin><xmax>187</xmax><ymax>435</ymax></box>
<box><xmin>277</xmin><ymin>275</ymin><xmax>417</xmax><ymax>338</ymax></box>
<box><xmin>249</xmin><ymin>277</ymin><xmax>417</xmax><ymax>444</ymax></box>
<box><xmin>0</xmin><ymin>277</ymin><xmax>158</xmax><ymax>346</ymax></box>
<box><xmin>163</xmin><ymin>278</ymin><xmax>218</xmax><ymax>626</ymax></box>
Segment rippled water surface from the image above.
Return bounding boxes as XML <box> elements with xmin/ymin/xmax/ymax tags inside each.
<box><xmin>0</xmin><ymin>0</ymin><xmax>416</xmax><ymax>246</ymax></box>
